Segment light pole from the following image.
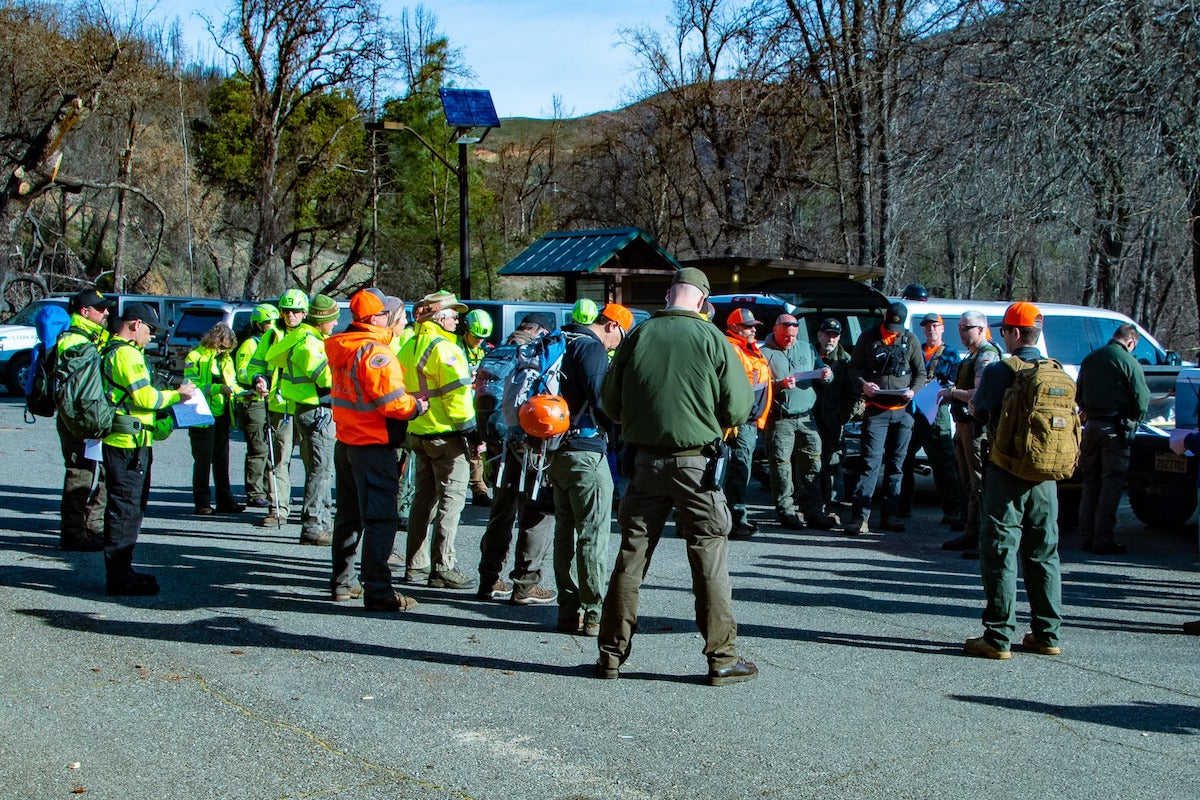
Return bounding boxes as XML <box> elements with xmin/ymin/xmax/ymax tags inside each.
<box><xmin>365</xmin><ymin>89</ymin><xmax>498</xmax><ymax>299</ymax></box>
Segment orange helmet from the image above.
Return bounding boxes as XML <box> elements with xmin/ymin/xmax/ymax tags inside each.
<box><xmin>518</xmin><ymin>395</ymin><xmax>570</xmax><ymax>439</ymax></box>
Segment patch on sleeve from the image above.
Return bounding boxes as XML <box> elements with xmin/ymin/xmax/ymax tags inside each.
<box><xmin>369</xmin><ymin>353</ymin><xmax>390</xmax><ymax>369</ymax></box>
<box><xmin>444</xmin><ymin>351</ymin><xmax>460</xmax><ymax>366</ymax></box>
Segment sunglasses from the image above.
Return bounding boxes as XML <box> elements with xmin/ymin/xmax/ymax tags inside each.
<box><xmin>779</xmin><ymin>322</ymin><xmax>800</xmax><ymax>328</ymax></box>
<box><xmin>958</xmin><ymin>325</ymin><xmax>981</xmax><ymax>332</ymax></box>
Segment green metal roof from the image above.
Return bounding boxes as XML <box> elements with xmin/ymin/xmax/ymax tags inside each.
<box><xmin>499</xmin><ymin>227</ymin><xmax>680</xmax><ymax>276</ymax></box>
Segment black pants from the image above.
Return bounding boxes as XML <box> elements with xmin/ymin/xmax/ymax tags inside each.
<box><xmin>102</xmin><ymin>444</ymin><xmax>152</xmax><ymax>580</ymax></box>
<box><xmin>331</xmin><ymin>442</ymin><xmax>400</xmax><ymax>602</ymax></box>
<box><xmin>189</xmin><ymin>416</ymin><xmax>235</xmax><ymax>509</ymax></box>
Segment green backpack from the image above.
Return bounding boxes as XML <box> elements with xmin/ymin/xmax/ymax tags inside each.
<box><xmin>990</xmin><ymin>356</ymin><xmax>1081</xmax><ymax>482</ymax></box>
<box><xmin>54</xmin><ymin>331</ymin><xmax>116</xmax><ymax>440</ymax></box>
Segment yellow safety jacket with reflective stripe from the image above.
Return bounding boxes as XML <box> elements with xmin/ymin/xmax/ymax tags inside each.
<box><xmin>56</xmin><ymin>313</ymin><xmax>108</xmax><ymax>357</ymax></box>
<box><xmin>102</xmin><ymin>338</ymin><xmax>180</xmax><ymax>448</ymax></box>
<box><xmin>390</xmin><ymin>327</ymin><xmax>414</xmax><ymax>356</ymax></box>
<box><xmin>184</xmin><ymin>345</ymin><xmax>237</xmax><ymax>422</ymax></box>
<box><xmin>398</xmin><ymin>321</ymin><xmax>475</xmax><ymax>435</ymax></box>
<box><xmin>263</xmin><ymin>323</ymin><xmax>331</xmax><ymax>409</ymax></box>
<box><xmin>247</xmin><ymin>323</ymin><xmax>289</xmax><ymax>413</ymax></box>
<box><xmin>234</xmin><ymin>334</ymin><xmax>260</xmax><ymax>388</ymax></box>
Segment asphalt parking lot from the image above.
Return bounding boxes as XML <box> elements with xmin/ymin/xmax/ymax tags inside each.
<box><xmin>1</xmin><ymin>396</ymin><xmax>1198</xmax><ymax>800</ymax></box>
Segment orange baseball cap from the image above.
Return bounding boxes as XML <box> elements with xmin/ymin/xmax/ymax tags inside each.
<box><xmin>600</xmin><ymin>302</ymin><xmax>634</xmax><ymax>333</ymax></box>
<box><xmin>998</xmin><ymin>301</ymin><xmax>1043</xmax><ymax>328</ymax></box>
<box><xmin>727</xmin><ymin>308</ymin><xmax>763</xmax><ymax>329</ymax></box>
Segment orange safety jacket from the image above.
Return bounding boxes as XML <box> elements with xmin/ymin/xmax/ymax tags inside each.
<box><xmin>326</xmin><ymin>322</ymin><xmax>419</xmax><ymax>446</ymax></box>
<box><xmin>725</xmin><ymin>332</ymin><xmax>773</xmax><ymax>429</ymax></box>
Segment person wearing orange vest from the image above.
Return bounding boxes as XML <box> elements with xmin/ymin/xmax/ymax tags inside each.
<box><xmin>326</xmin><ymin>289</ymin><xmax>428</xmax><ymax>612</ymax></box>
<box><xmin>723</xmin><ymin>308</ymin><xmax>772</xmax><ymax>538</ymax></box>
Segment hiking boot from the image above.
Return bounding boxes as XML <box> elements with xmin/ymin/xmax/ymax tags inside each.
<box><xmin>364</xmin><ymin>592</ymin><xmax>418</xmax><ymax>612</ymax></box>
<box><xmin>106</xmin><ymin>571</ymin><xmax>159</xmax><ymax>597</ymax></box>
<box><xmin>964</xmin><ymin>636</ymin><xmax>1011</xmax><ymax>660</ymax></box>
<box><xmin>806</xmin><ymin>511</ymin><xmax>839</xmax><ymax>531</ymax></box>
<box><xmin>728</xmin><ymin>523</ymin><xmax>756</xmax><ymax>541</ymax></box>
<box><xmin>942</xmin><ymin>534</ymin><xmax>973</xmax><ymax>551</ymax></box>
<box><xmin>61</xmin><ymin>535</ymin><xmax>105</xmax><ymax>552</ymax></box>
<box><xmin>476</xmin><ymin>579</ymin><xmax>512</xmax><ymax>601</ymax></box>
<box><xmin>259</xmin><ymin>512</ymin><xmax>283</xmax><ymax>528</ymax></box>
<box><xmin>777</xmin><ymin>512</ymin><xmax>804</xmax><ymax>530</ymax></box>
<box><xmin>248</xmin><ymin>497</ymin><xmax>270</xmax><ymax>508</ymax></box>
<box><xmin>387</xmin><ymin>549</ymin><xmax>404</xmax><ymax>568</ymax></box>
<box><xmin>1020</xmin><ymin>632</ymin><xmax>1061</xmax><ymax>655</ymax></box>
<box><xmin>594</xmin><ymin>660</ymin><xmax>619</xmax><ymax>680</ymax></box>
<box><xmin>582</xmin><ymin>618</ymin><xmax>601</xmax><ymax>637</ymax></box>
<box><xmin>880</xmin><ymin>516</ymin><xmax>906</xmax><ymax>533</ymax></box>
<box><xmin>194</xmin><ymin>505</ymin><xmax>214</xmax><ymax>515</ymax></box>
<box><xmin>511</xmin><ymin>584</ymin><xmax>557</xmax><ymax>605</ymax></box>
<box><xmin>299</xmin><ymin>531</ymin><xmax>332</xmax><ymax>546</ymax></box>
<box><xmin>428</xmin><ymin>569</ymin><xmax>477</xmax><ymax>590</ymax></box>
<box><xmin>845</xmin><ymin>514</ymin><xmax>869</xmax><ymax>535</ymax></box>
<box><xmin>331</xmin><ymin>583</ymin><xmax>364</xmax><ymax>602</ymax></box>
<box><xmin>402</xmin><ymin>571</ymin><xmax>428</xmax><ymax>586</ymax></box>
<box><xmin>707</xmin><ymin>657</ymin><xmax>758</xmax><ymax>686</ymax></box>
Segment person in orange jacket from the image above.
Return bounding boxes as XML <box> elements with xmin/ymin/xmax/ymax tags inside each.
<box><xmin>326</xmin><ymin>288</ymin><xmax>429</xmax><ymax>612</ymax></box>
<box><xmin>723</xmin><ymin>308</ymin><xmax>773</xmax><ymax>538</ymax></box>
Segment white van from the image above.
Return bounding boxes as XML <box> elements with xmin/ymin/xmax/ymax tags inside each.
<box><xmin>893</xmin><ymin>298</ymin><xmax>1182</xmax><ymax>376</ymax></box>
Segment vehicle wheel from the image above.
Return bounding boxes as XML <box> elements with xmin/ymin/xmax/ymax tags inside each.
<box><xmin>1128</xmin><ymin>485</ymin><xmax>1198</xmax><ymax>530</ymax></box>
<box><xmin>5</xmin><ymin>350</ymin><xmax>32</xmax><ymax>396</ymax></box>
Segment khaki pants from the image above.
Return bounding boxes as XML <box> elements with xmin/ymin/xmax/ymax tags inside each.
<box><xmin>405</xmin><ymin>434</ymin><xmax>470</xmax><ymax>576</ymax></box>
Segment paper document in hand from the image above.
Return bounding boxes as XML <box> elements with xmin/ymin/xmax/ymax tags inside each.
<box><xmin>913</xmin><ymin>382</ymin><xmax>942</xmax><ymax>425</ymax></box>
<box><xmin>791</xmin><ymin>369</ymin><xmax>825</xmax><ymax>381</ymax></box>
<box><xmin>171</xmin><ymin>392</ymin><xmax>216</xmax><ymax>428</ymax></box>
<box><xmin>871</xmin><ymin>388</ymin><xmax>910</xmax><ymax>397</ymax></box>
<box><xmin>84</xmin><ymin>439</ymin><xmax>102</xmax><ymax>461</ymax></box>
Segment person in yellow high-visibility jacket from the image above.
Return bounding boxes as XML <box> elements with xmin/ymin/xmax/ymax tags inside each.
<box><xmin>261</xmin><ymin>293</ymin><xmax>337</xmax><ymax>544</ymax></box>
<box><xmin>397</xmin><ymin>290</ymin><xmax>478</xmax><ymax>591</ymax></box>
<box><xmin>101</xmin><ymin>303</ymin><xmax>196</xmax><ymax>596</ymax></box>
<box><xmin>185</xmin><ymin>323</ymin><xmax>243</xmax><ymax>516</ymax></box>
<box><xmin>234</xmin><ymin>304</ymin><xmax>278</xmax><ymax>508</ymax></box>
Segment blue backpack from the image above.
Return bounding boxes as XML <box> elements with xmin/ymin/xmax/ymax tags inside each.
<box><xmin>474</xmin><ymin>343</ymin><xmax>521</xmax><ymax>443</ymax></box>
<box><xmin>500</xmin><ymin>329</ymin><xmax>573</xmax><ymax>437</ymax></box>
<box><xmin>23</xmin><ymin>305</ymin><xmax>71</xmax><ymax>420</ymax></box>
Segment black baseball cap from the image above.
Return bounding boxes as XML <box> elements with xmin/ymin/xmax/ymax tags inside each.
<box><xmin>884</xmin><ymin>302</ymin><xmax>908</xmax><ymax>332</ymax></box>
<box><xmin>818</xmin><ymin>318</ymin><xmax>842</xmax><ymax>334</ymax></box>
<box><xmin>69</xmin><ymin>289</ymin><xmax>115</xmax><ymax>315</ymax></box>
<box><xmin>520</xmin><ymin>312</ymin><xmax>556</xmax><ymax>332</ymax></box>
<box><xmin>119</xmin><ymin>302</ymin><xmax>162</xmax><ymax>331</ymax></box>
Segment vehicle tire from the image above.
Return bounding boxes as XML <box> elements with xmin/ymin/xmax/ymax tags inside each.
<box><xmin>5</xmin><ymin>350</ymin><xmax>31</xmax><ymax>396</ymax></box>
<box><xmin>1127</xmin><ymin>485</ymin><xmax>1198</xmax><ymax>530</ymax></box>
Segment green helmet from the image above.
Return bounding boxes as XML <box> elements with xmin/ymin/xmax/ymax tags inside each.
<box><xmin>465</xmin><ymin>308</ymin><xmax>493</xmax><ymax>338</ymax></box>
<box><xmin>251</xmin><ymin>303</ymin><xmax>279</xmax><ymax>324</ymax></box>
<box><xmin>278</xmin><ymin>289</ymin><xmax>310</xmax><ymax>312</ymax></box>
<box><xmin>572</xmin><ymin>298</ymin><xmax>599</xmax><ymax>325</ymax></box>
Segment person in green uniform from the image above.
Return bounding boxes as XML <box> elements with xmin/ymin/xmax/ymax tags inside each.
<box><xmin>55</xmin><ymin>289</ymin><xmax>113</xmax><ymax>551</ymax></box>
<box><xmin>595</xmin><ymin>267</ymin><xmax>758</xmax><ymax>686</ymax></box>
<box><xmin>184</xmin><ymin>323</ymin><xmax>243</xmax><ymax>515</ymax></box>
<box><xmin>1076</xmin><ymin>323</ymin><xmax>1150</xmax><ymax>555</ymax></box>
<box><xmin>234</xmin><ymin>304</ymin><xmax>278</xmax><ymax>508</ymax></box>
<box><xmin>100</xmin><ymin>303</ymin><xmax>196</xmax><ymax>595</ymax></box>
<box><xmin>965</xmin><ymin>302</ymin><xmax>1063</xmax><ymax>659</ymax></box>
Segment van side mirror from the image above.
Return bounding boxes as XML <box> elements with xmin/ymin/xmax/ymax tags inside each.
<box><xmin>1166</xmin><ymin>351</ymin><xmax>1182</xmax><ymax>366</ymax></box>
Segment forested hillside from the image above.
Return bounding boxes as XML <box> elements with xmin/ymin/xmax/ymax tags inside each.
<box><xmin>1</xmin><ymin>0</ymin><xmax>1197</xmax><ymax>353</ymax></box>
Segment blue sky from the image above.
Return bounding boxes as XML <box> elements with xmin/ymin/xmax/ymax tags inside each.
<box><xmin>143</xmin><ymin>0</ymin><xmax>677</xmax><ymax>118</ymax></box>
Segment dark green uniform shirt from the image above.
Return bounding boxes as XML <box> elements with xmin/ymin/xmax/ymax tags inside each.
<box><xmin>1076</xmin><ymin>340</ymin><xmax>1150</xmax><ymax>422</ymax></box>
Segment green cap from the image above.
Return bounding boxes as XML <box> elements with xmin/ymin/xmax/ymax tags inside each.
<box><xmin>307</xmin><ymin>294</ymin><xmax>339</xmax><ymax>325</ymax></box>
<box><xmin>672</xmin><ymin>267</ymin><xmax>710</xmax><ymax>295</ymax></box>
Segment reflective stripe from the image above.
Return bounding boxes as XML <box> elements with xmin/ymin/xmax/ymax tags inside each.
<box><xmin>422</xmin><ymin>375</ymin><xmax>472</xmax><ymax>398</ymax></box>
<box><xmin>415</xmin><ymin>339</ymin><xmax>441</xmax><ymax>394</ymax></box>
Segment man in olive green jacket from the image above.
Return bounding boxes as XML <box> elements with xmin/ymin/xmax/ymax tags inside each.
<box><xmin>596</xmin><ymin>267</ymin><xmax>758</xmax><ymax>686</ymax></box>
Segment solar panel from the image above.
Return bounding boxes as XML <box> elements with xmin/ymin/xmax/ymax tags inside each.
<box><xmin>439</xmin><ymin>89</ymin><xmax>500</xmax><ymax>129</ymax></box>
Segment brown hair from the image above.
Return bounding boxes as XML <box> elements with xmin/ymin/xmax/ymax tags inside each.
<box><xmin>200</xmin><ymin>323</ymin><xmax>236</xmax><ymax>352</ymax></box>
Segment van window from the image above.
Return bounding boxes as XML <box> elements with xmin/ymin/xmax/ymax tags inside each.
<box><xmin>1041</xmin><ymin>317</ymin><xmax>1096</xmax><ymax>366</ymax></box>
<box><xmin>173</xmin><ymin>309</ymin><xmax>226</xmax><ymax>340</ymax></box>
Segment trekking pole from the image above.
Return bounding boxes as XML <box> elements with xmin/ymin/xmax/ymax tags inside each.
<box><xmin>263</xmin><ymin>418</ymin><xmax>282</xmax><ymax>529</ymax></box>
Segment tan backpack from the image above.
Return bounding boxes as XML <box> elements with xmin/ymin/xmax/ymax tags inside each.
<box><xmin>990</xmin><ymin>357</ymin><xmax>1080</xmax><ymax>482</ymax></box>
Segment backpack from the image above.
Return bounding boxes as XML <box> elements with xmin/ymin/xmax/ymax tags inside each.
<box><xmin>474</xmin><ymin>343</ymin><xmax>521</xmax><ymax>443</ymax></box>
<box><xmin>500</xmin><ymin>330</ymin><xmax>574</xmax><ymax>442</ymax></box>
<box><xmin>55</xmin><ymin>330</ymin><xmax>118</xmax><ymax>440</ymax></box>
<box><xmin>24</xmin><ymin>305</ymin><xmax>71</xmax><ymax>420</ymax></box>
<box><xmin>990</xmin><ymin>356</ymin><xmax>1080</xmax><ymax>482</ymax></box>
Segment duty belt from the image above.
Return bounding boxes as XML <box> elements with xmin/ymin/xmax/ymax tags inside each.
<box><xmin>111</xmin><ymin>415</ymin><xmax>143</xmax><ymax>435</ymax></box>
